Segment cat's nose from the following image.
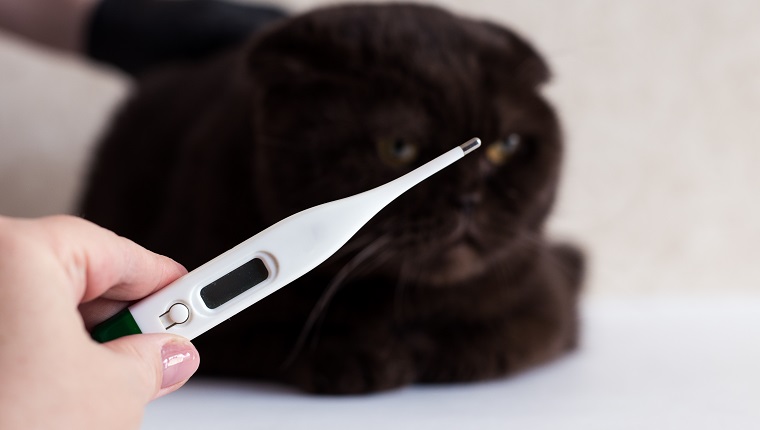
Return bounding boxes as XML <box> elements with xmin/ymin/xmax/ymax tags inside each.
<box><xmin>454</xmin><ymin>192</ymin><xmax>482</xmax><ymax>212</ymax></box>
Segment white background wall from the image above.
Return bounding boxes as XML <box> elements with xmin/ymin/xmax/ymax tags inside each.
<box><xmin>1</xmin><ymin>0</ymin><xmax>758</xmax><ymax>297</ymax></box>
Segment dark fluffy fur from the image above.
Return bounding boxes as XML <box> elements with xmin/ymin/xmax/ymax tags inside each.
<box><xmin>80</xmin><ymin>3</ymin><xmax>584</xmax><ymax>394</ymax></box>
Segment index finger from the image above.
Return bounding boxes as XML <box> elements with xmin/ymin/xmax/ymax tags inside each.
<box><xmin>32</xmin><ymin>215</ymin><xmax>187</xmax><ymax>304</ymax></box>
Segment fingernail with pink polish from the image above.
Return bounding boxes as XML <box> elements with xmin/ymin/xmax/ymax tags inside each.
<box><xmin>161</xmin><ymin>341</ymin><xmax>199</xmax><ymax>389</ymax></box>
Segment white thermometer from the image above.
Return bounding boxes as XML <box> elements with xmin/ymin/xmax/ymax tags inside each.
<box><xmin>92</xmin><ymin>138</ymin><xmax>481</xmax><ymax>342</ymax></box>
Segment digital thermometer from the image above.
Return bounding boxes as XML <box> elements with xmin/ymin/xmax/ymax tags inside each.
<box><xmin>91</xmin><ymin>138</ymin><xmax>481</xmax><ymax>342</ymax></box>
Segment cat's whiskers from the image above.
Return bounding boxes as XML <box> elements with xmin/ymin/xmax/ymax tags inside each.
<box><xmin>304</xmin><ymin>245</ymin><xmax>399</xmax><ymax>362</ymax></box>
<box><xmin>281</xmin><ymin>233</ymin><xmax>394</xmax><ymax>369</ymax></box>
<box><xmin>393</xmin><ymin>255</ymin><xmax>418</xmax><ymax>323</ymax></box>
<box><xmin>331</xmin><ymin>233</ymin><xmax>376</xmax><ymax>259</ymax></box>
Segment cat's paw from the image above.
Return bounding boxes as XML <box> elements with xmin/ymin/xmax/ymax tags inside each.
<box><xmin>289</xmin><ymin>344</ymin><xmax>417</xmax><ymax>395</ymax></box>
<box><xmin>548</xmin><ymin>242</ymin><xmax>585</xmax><ymax>351</ymax></box>
<box><xmin>550</xmin><ymin>242</ymin><xmax>586</xmax><ymax>294</ymax></box>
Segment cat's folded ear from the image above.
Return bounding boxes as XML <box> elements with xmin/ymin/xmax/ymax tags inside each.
<box><xmin>478</xmin><ymin>21</ymin><xmax>552</xmax><ymax>88</ymax></box>
<box><xmin>243</xmin><ymin>5</ymin><xmax>552</xmax><ymax>96</ymax></box>
<box><xmin>243</xmin><ymin>11</ymin><xmax>346</xmax><ymax>93</ymax></box>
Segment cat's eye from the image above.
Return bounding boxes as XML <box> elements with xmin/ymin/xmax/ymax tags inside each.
<box><xmin>486</xmin><ymin>134</ymin><xmax>523</xmax><ymax>166</ymax></box>
<box><xmin>376</xmin><ymin>138</ymin><xmax>419</xmax><ymax>167</ymax></box>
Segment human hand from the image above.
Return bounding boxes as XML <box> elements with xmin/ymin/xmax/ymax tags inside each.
<box><xmin>0</xmin><ymin>215</ymin><xmax>199</xmax><ymax>430</ymax></box>
<box><xmin>0</xmin><ymin>0</ymin><xmax>286</xmax><ymax>75</ymax></box>
<box><xmin>0</xmin><ymin>0</ymin><xmax>98</xmax><ymax>51</ymax></box>
<box><xmin>88</xmin><ymin>0</ymin><xmax>287</xmax><ymax>76</ymax></box>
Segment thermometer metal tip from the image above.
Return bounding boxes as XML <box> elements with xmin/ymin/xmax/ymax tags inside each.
<box><xmin>91</xmin><ymin>138</ymin><xmax>481</xmax><ymax>343</ymax></box>
<box><xmin>460</xmin><ymin>137</ymin><xmax>481</xmax><ymax>155</ymax></box>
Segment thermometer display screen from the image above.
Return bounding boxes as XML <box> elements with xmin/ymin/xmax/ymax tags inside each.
<box><xmin>200</xmin><ymin>258</ymin><xmax>269</xmax><ymax>309</ymax></box>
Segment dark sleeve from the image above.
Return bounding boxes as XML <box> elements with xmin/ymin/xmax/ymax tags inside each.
<box><xmin>86</xmin><ymin>0</ymin><xmax>287</xmax><ymax>76</ymax></box>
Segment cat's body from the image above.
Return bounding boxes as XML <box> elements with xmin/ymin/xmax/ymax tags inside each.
<box><xmin>80</xmin><ymin>4</ymin><xmax>584</xmax><ymax>394</ymax></box>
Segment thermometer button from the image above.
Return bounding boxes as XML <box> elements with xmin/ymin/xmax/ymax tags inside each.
<box><xmin>168</xmin><ymin>303</ymin><xmax>190</xmax><ymax>324</ymax></box>
<box><xmin>160</xmin><ymin>303</ymin><xmax>190</xmax><ymax>329</ymax></box>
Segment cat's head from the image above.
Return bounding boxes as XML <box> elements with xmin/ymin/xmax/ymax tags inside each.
<box><xmin>245</xmin><ymin>4</ymin><xmax>562</xmax><ymax>286</ymax></box>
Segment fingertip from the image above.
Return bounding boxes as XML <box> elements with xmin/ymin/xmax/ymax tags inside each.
<box><xmin>104</xmin><ymin>334</ymin><xmax>199</xmax><ymax>401</ymax></box>
<box><xmin>159</xmin><ymin>338</ymin><xmax>200</xmax><ymax>391</ymax></box>
<box><xmin>163</xmin><ymin>255</ymin><xmax>189</xmax><ymax>280</ymax></box>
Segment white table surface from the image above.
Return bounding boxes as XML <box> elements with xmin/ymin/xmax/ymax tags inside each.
<box><xmin>143</xmin><ymin>297</ymin><xmax>760</xmax><ymax>430</ymax></box>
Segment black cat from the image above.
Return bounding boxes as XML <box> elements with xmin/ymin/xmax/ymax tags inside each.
<box><xmin>80</xmin><ymin>3</ymin><xmax>585</xmax><ymax>394</ymax></box>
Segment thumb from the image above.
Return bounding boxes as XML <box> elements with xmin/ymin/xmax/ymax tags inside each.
<box><xmin>104</xmin><ymin>334</ymin><xmax>200</xmax><ymax>400</ymax></box>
